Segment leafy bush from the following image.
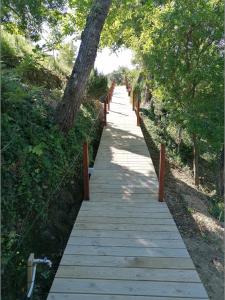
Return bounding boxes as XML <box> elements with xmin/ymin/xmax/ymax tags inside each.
<box><xmin>15</xmin><ymin>54</ymin><xmax>65</xmax><ymax>89</ymax></box>
<box><xmin>1</xmin><ymin>70</ymin><xmax>103</xmax><ymax>299</ymax></box>
<box><xmin>1</xmin><ymin>30</ymin><xmax>69</xmax><ymax>85</ymax></box>
<box><xmin>209</xmin><ymin>196</ymin><xmax>224</xmax><ymax>222</ymax></box>
<box><xmin>1</xmin><ymin>30</ymin><xmax>34</xmax><ymax>59</ymax></box>
<box><xmin>87</xmin><ymin>69</ymin><xmax>108</xmax><ymax>100</ymax></box>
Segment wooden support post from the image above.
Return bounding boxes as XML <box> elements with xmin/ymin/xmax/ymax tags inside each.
<box><xmin>83</xmin><ymin>142</ymin><xmax>89</xmax><ymax>200</ymax></box>
<box><xmin>128</xmin><ymin>85</ymin><xmax>131</xmax><ymax>96</ymax></box>
<box><xmin>132</xmin><ymin>93</ymin><xmax>135</xmax><ymax>111</ymax></box>
<box><xmin>158</xmin><ymin>144</ymin><xmax>166</xmax><ymax>202</ymax></box>
<box><xmin>125</xmin><ymin>77</ymin><xmax>128</xmax><ymax>91</ymax></box>
<box><xmin>107</xmin><ymin>93</ymin><xmax>110</xmax><ymax>111</ymax></box>
<box><xmin>27</xmin><ymin>253</ymin><xmax>34</xmax><ymax>293</ymax></box>
<box><xmin>137</xmin><ymin>100</ymin><xmax>140</xmax><ymax>126</ymax></box>
<box><xmin>104</xmin><ymin>100</ymin><xmax>107</xmax><ymax>126</ymax></box>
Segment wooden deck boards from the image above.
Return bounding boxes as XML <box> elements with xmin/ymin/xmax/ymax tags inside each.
<box><xmin>47</xmin><ymin>86</ymin><xmax>208</xmax><ymax>300</ymax></box>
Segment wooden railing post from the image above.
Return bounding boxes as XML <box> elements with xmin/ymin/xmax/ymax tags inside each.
<box><xmin>158</xmin><ymin>144</ymin><xmax>165</xmax><ymax>202</ymax></box>
<box><xmin>137</xmin><ymin>100</ymin><xmax>140</xmax><ymax>126</ymax></box>
<box><xmin>27</xmin><ymin>253</ymin><xmax>34</xmax><ymax>293</ymax></box>
<box><xmin>125</xmin><ymin>77</ymin><xmax>128</xmax><ymax>91</ymax></box>
<box><xmin>83</xmin><ymin>142</ymin><xmax>89</xmax><ymax>200</ymax></box>
<box><xmin>107</xmin><ymin>93</ymin><xmax>110</xmax><ymax>111</ymax></box>
<box><xmin>132</xmin><ymin>92</ymin><xmax>135</xmax><ymax>111</ymax></box>
<box><xmin>104</xmin><ymin>99</ymin><xmax>107</xmax><ymax>126</ymax></box>
<box><xmin>128</xmin><ymin>85</ymin><xmax>131</xmax><ymax>96</ymax></box>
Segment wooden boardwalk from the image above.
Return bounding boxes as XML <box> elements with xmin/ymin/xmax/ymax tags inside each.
<box><xmin>47</xmin><ymin>86</ymin><xmax>208</xmax><ymax>300</ymax></box>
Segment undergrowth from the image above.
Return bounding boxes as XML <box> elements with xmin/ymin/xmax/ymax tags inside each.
<box><xmin>141</xmin><ymin>108</ymin><xmax>224</xmax><ymax>222</ymax></box>
<box><xmin>1</xmin><ymin>30</ymin><xmax>107</xmax><ymax>299</ymax></box>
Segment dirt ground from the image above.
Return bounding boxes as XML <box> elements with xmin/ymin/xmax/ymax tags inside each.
<box><xmin>141</xmin><ymin>120</ymin><xmax>224</xmax><ymax>300</ymax></box>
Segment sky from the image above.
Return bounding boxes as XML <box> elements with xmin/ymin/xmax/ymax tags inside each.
<box><xmin>40</xmin><ymin>24</ymin><xmax>134</xmax><ymax>75</ymax></box>
<box><xmin>74</xmin><ymin>39</ymin><xmax>134</xmax><ymax>75</ymax></box>
<box><xmin>94</xmin><ymin>47</ymin><xmax>134</xmax><ymax>75</ymax></box>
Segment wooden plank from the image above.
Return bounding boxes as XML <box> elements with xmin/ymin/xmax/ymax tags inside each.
<box><xmin>64</xmin><ymin>245</ymin><xmax>189</xmax><ymax>257</ymax></box>
<box><xmin>70</xmin><ymin>230</ymin><xmax>182</xmax><ymax>240</ymax></box>
<box><xmin>91</xmin><ymin>187</ymin><xmax>158</xmax><ymax>198</ymax></box>
<box><xmin>89</xmin><ymin>198</ymin><xmax>159</xmax><ymax>203</ymax></box>
<box><xmin>79</xmin><ymin>207</ymin><xmax>170</xmax><ymax>214</ymax></box>
<box><xmin>48</xmin><ymin>294</ymin><xmax>208</xmax><ymax>300</ymax></box>
<box><xmin>74</xmin><ymin>222</ymin><xmax>177</xmax><ymax>232</ymax></box>
<box><xmin>78</xmin><ymin>211</ymin><xmax>172</xmax><ymax>218</ymax></box>
<box><xmin>90</xmin><ymin>184</ymin><xmax>159</xmax><ymax>189</ymax></box>
<box><xmin>60</xmin><ymin>255</ymin><xmax>195</xmax><ymax>269</ymax></box>
<box><xmin>89</xmin><ymin>190</ymin><xmax>159</xmax><ymax>195</ymax></box>
<box><xmin>92</xmin><ymin>162</ymin><xmax>156</xmax><ymax>165</ymax></box>
<box><xmin>76</xmin><ymin>216</ymin><xmax>175</xmax><ymax>225</ymax></box>
<box><xmin>90</xmin><ymin>199</ymin><xmax>159</xmax><ymax>203</ymax></box>
<box><xmin>81</xmin><ymin>202</ymin><xmax>167</xmax><ymax>209</ymax></box>
<box><xmin>74</xmin><ymin>223</ymin><xmax>178</xmax><ymax>232</ymax></box>
<box><xmin>67</xmin><ymin>237</ymin><xmax>185</xmax><ymax>248</ymax></box>
<box><xmin>49</xmin><ymin>278</ymin><xmax>208</xmax><ymax>298</ymax></box>
<box><xmin>93</xmin><ymin>167</ymin><xmax>156</xmax><ymax>171</ymax></box>
<box><xmin>90</xmin><ymin>177</ymin><xmax>159</xmax><ymax>183</ymax></box>
<box><xmin>90</xmin><ymin>181</ymin><xmax>159</xmax><ymax>187</ymax></box>
<box><xmin>56</xmin><ymin>266</ymin><xmax>201</xmax><ymax>282</ymax></box>
<box><xmin>89</xmin><ymin>193</ymin><xmax>159</xmax><ymax>199</ymax></box>
<box><xmin>90</xmin><ymin>178</ymin><xmax>159</xmax><ymax>187</ymax></box>
<box><xmin>91</xmin><ymin>172</ymin><xmax>157</xmax><ymax>178</ymax></box>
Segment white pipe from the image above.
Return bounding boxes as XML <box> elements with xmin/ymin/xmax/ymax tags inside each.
<box><xmin>27</xmin><ymin>257</ymin><xmax>52</xmax><ymax>298</ymax></box>
<box><xmin>27</xmin><ymin>264</ymin><xmax>37</xmax><ymax>298</ymax></box>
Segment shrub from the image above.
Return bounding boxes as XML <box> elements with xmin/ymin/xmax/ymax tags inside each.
<box><xmin>1</xmin><ymin>70</ymin><xmax>103</xmax><ymax>299</ymax></box>
<box><xmin>87</xmin><ymin>69</ymin><xmax>108</xmax><ymax>100</ymax></box>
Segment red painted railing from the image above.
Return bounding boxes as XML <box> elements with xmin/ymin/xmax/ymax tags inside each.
<box><xmin>83</xmin><ymin>142</ymin><xmax>89</xmax><ymax>200</ymax></box>
<box><xmin>158</xmin><ymin>144</ymin><xmax>166</xmax><ymax>202</ymax></box>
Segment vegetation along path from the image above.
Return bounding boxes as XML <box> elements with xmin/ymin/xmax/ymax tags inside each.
<box><xmin>47</xmin><ymin>86</ymin><xmax>209</xmax><ymax>300</ymax></box>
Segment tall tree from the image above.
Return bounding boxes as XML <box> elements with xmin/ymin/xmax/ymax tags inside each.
<box><xmin>55</xmin><ymin>0</ymin><xmax>112</xmax><ymax>133</ymax></box>
<box><xmin>1</xmin><ymin>0</ymin><xmax>67</xmax><ymax>41</ymax></box>
<box><xmin>130</xmin><ymin>0</ymin><xmax>223</xmax><ymax>186</ymax></box>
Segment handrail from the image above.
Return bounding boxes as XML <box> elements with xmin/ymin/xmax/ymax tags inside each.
<box><xmin>85</xmin><ymin>82</ymin><xmax>116</xmax><ymax>201</ymax></box>
<box><xmin>158</xmin><ymin>144</ymin><xmax>166</xmax><ymax>202</ymax></box>
<box><xmin>130</xmin><ymin>84</ymin><xmax>166</xmax><ymax>202</ymax></box>
<box><xmin>83</xmin><ymin>142</ymin><xmax>89</xmax><ymax>200</ymax></box>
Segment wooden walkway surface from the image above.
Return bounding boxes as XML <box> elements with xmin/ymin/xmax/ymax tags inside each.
<box><xmin>47</xmin><ymin>86</ymin><xmax>208</xmax><ymax>300</ymax></box>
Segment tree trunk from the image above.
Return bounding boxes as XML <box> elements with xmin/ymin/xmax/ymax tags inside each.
<box><xmin>55</xmin><ymin>0</ymin><xmax>112</xmax><ymax>133</ymax></box>
<box><xmin>193</xmin><ymin>134</ymin><xmax>199</xmax><ymax>186</ymax></box>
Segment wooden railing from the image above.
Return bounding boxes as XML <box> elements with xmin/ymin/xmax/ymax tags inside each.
<box><xmin>83</xmin><ymin>142</ymin><xmax>89</xmax><ymax>200</ymax></box>
<box><xmin>129</xmin><ymin>85</ymin><xmax>166</xmax><ymax>202</ymax></box>
<box><xmin>131</xmin><ymin>91</ymin><xmax>141</xmax><ymax>127</ymax></box>
<box><xmin>158</xmin><ymin>144</ymin><xmax>166</xmax><ymax>202</ymax></box>
<box><xmin>84</xmin><ymin>81</ymin><xmax>115</xmax><ymax>200</ymax></box>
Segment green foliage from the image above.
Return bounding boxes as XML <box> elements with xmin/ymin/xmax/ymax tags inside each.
<box><xmin>1</xmin><ymin>30</ymin><xmax>72</xmax><ymax>88</ymax></box>
<box><xmin>209</xmin><ymin>195</ymin><xmax>224</xmax><ymax>222</ymax></box>
<box><xmin>57</xmin><ymin>41</ymin><xmax>77</xmax><ymax>69</ymax></box>
<box><xmin>108</xmin><ymin>66</ymin><xmax>129</xmax><ymax>85</ymax></box>
<box><xmin>87</xmin><ymin>69</ymin><xmax>108</xmax><ymax>100</ymax></box>
<box><xmin>1</xmin><ymin>0</ymin><xmax>67</xmax><ymax>41</ymax></box>
<box><xmin>139</xmin><ymin>0</ymin><xmax>223</xmax><ymax>152</ymax></box>
<box><xmin>1</xmin><ymin>70</ymin><xmax>102</xmax><ymax>299</ymax></box>
<box><xmin>1</xmin><ymin>31</ymin><xmax>105</xmax><ymax>298</ymax></box>
<box><xmin>1</xmin><ymin>29</ymin><xmax>33</xmax><ymax>66</ymax></box>
<box><xmin>105</xmin><ymin>0</ymin><xmax>224</xmax><ymax>197</ymax></box>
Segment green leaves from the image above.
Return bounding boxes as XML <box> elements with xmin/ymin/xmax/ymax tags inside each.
<box><xmin>87</xmin><ymin>69</ymin><xmax>108</xmax><ymax>99</ymax></box>
<box><xmin>28</xmin><ymin>143</ymin><xmax>45</xmax><ymax>156</ymax></box>
<box><xmin>1</xmin><ymin>64</ymin><xmax>102</xmax><ymax>298</ymax></box>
